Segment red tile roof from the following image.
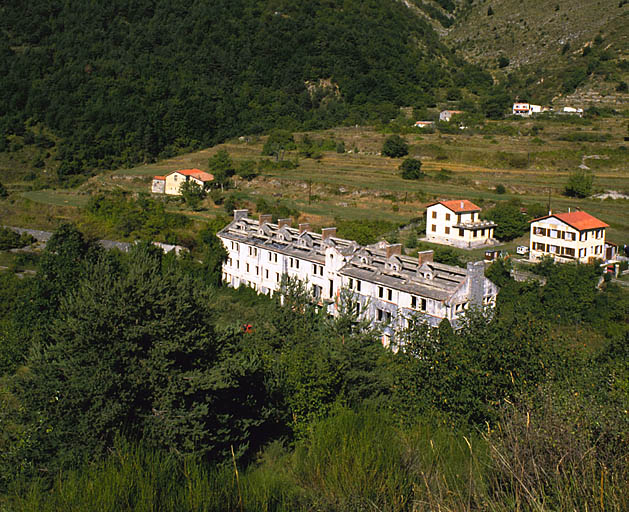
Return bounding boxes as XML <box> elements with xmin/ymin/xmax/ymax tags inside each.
<box><xmin>153</xmin><ymin>175</ymin><xmax>166</xmax><ymax>180</ymax></box>
<box><xmin>428</xmin><ymin>200</ymin><xmax>481</xmax><ymax>213</ymax></box>
<box><xmin>170</xmin><ymin>169</ymin><xmax>214</xmax><ymax>182</ymax></box>
<box><xmin>532</xmin><ymin>211</ymin><xmax>609</xmax><ymax>231</ymax></box>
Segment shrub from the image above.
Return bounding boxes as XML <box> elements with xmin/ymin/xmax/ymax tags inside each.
<box><xmin>399</xmin><ymin>158</ymin><xmax>423</xmax><ymax>180</ymax></box>
<box><xmin>0</xmin><ymin>228</ymin><xmax>35</xmax><ymax>250</ymax></box>
<box><xmin>381</xmin><ymin>135</ymin><xmax>409</xmax><ymax>158</ymax></box>
<box><xmin>336</xmin><ymin>219</ymin><xmax>397</xmax><ymax>245</ymax></box>
<box><xmin>564</xmin><ymin>169</ymin><xmax>593</xmax><ymax>198</ymax></box>
<box><xmin>0</xmin><ymin>181</ymin><xmax>7</xmax><ymax>198</ymax></box>
<box><xmin>495</xmin><ymin>184</ymin><xmax>506</xmax><ymax>194</ymax></box>
<box><xmin>180</xmin><ymin>180</ymin><xmax>206</xmax><ymax>210</ymax></box>
<box><xmin>434</xmin><ymin>168</ymin><xmax>453</xmax><ymax>181</ymax></box>
<box><xmin>236</xmin><ymin>160</ymin><xmax>259</xmax><ymax>180</ymax></box>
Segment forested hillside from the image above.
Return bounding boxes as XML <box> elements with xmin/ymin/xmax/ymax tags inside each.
<box><xmin>0</xmin><ymin>0</ymin><xmax>472</xmax><ymax>178</ymax></box>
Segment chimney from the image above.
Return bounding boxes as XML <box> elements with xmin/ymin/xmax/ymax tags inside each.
<box><xmin>259</xmin><ymin>214</ymin><xmax>272</xmax><ymax>226</ymax></box>
<box><xmin>234</xmin><ymin>209</ymin><xmax>248</xmax><ymax>221</ymax></box>
<box><xmin>299</xmin><ymin>222</ymin><xmax>311</xmax><ymax>234</ymax></box>
<box><xmin>385</xmin><ymin>243</ymin><xmax>402</xmax><ymax>259</ymax></box>
<box><xmin>321</xmin><ymin>227</ymin><xmax>337</xmax><ymax>240</ymax></box>
<box><xmin>417</xmin><ymin>250</ymin><xmax>434</xmax><ymax>265</ymax></box>
<box><xmin>278</xmin><ymin>218</ymin><xmax>291</xmax><ymax>229</ymax></box>
<box><xmin>467</xmin><ymin>261</ymin><xmax>486</xmax><ymax>307</ymax></box>
<box><xmin>460</xmin><ymin>201</ymin><xmax>464</xmax><ymax>209</ymax></box>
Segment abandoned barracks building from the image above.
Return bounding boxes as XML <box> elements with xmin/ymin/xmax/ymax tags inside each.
<box><xmin>217</xmin><ymin>211</ymin><xmax>499</xmax><ymax>336</ymax></box>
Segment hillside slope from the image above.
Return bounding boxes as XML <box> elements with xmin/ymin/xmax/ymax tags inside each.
<box><xmin>446</xmin><ymin>0</ymin><xmax>629</xmax><ymax>103</ymax></box>
<box><xmin>0</xmin><ymin>0</ymin><xmax>464</xmax><ymax>178</ymax></box>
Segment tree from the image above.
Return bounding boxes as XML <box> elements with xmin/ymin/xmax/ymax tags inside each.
<box><xmin>564</xmin><ymin>169</ymin><xmax>593</xmax><ymax>198</ymax></box>
<box><xmin>236</xmin><ymin>160</ymin><xmax>259</xmax><ymax>180</ymax></box>
<box><xmin>180</xmin><ymin>180</ymin><xmax>205</xmax><ymax>210</ymax></box>
<box><xmin>399</xmin><ymin>158</ymin><xmax>423</xmax><ymax>179</ymax></box>
<box><xmin>261</xmin><ymin>130</ymin><xmax>295</xmax><ymax>161</ymax></box>
<box><xmin>381</xmin><ymin>135</ymin><xmax>409</xmax><ymax>158</ymax></box>
<box><xmin>198</xmin><ymin>218</ymin><xmax>229</xmax><ymax>287</ymax></box>
<box><xmin>497</xmin><ymin>55</ymin><xmax>510</xmax><ymax>68</ymax></box>
<box><xmin>0</xmin><ymin>181</ymin><xmax>7</xmax><ymax>198</ymax></box>
<box><xmin>481</xmin><ymin>87</ymin><xmax>510</xmax><ymax>119</ymax></box>
<box><xmin>482</xmin><ymin>201</ymin><xmax>528</xmax><ymax>241</ymax></box>
<box><xmin>208</xmin><ymin>150</ymin><xmax>235</xmax><ymax>191</ymax></box>
<box><xmin>22</xmin><ymin>244</ymin><xmax>276</xmax><ymax>473</ymax></box>
<box><xmin>0</xmin><ymin>228</ymin><xmax>34</xmax><ymax>250</ymax></box>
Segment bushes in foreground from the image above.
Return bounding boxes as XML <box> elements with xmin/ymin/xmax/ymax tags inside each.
<box><xmin>7</xmin><ymin>404</ymin><xmax>627</xmax><ymax>512</ymax></box>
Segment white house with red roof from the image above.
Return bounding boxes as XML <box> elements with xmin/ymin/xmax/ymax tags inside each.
<box><xmin>439</xmin><ymin>110</ymin><xmax>465</xmax><ymax>122</ymax></box>
<box><xmin>425</xmin><ymin>200</ymin><xmax>497</xmax><ymax>248</ymax></box>
<box><xmin>512</xmin><ymin>102</ymin><xmax>542</xmax><ymax>117</ymax></box>
<box><xmin>152</xmin><ymin>169</ymin><xmax>214</xmax><ymax>196</ymax></box>
<box><xmin>529</xmin><ymin>210</ymin><xmax>608</xmax><ymax>263</ymax></box>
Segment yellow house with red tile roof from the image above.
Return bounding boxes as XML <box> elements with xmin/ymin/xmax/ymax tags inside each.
<box><xmin>152</xmin><ymin>169</ymin><xmax>214</xmax><ymax>196</ymax></box>
<box><xmin>529</xmin><ymin>211</ymin><xmax>608</xmax><ymax>263</ymax></box>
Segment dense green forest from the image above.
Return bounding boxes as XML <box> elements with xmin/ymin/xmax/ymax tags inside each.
<box><xmin>0</xmin><ymin>224</ymin><xmax>627</xmax><ymax>510</ymax></box>
<box><xmin>0</xmin><ymin>0</ymin><xmax>450</xmax><ymax>176</ymax></box>
<box><xmin>0</xmin><ymin>0</ymin><xmax>509</xmax><ymax>182</ymax></box>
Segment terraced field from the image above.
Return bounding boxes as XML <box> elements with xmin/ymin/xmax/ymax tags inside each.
<box><xmin>5</xmin><ymin>116</ymin><xmax>629</xmax><ymax>244</ymax></box>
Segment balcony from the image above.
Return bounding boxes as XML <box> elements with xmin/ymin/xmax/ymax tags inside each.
<box><xmin>453</xmin><ymin>220</ymin><xmax>497</xmax><ymax>230</ymax></box>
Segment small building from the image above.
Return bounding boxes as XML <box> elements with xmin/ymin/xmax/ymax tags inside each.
<box><xmin>439</xmin><ymin>110</ymin><xmax>464</xmax><ymax>122</ymax></box>
<box><xmin>152</xmin><ymin>176</ymin><xmax>166</xmax><ymax>194</ymax></box>
<box><xmin>529</xmin><ymin>211</ymin><xmax>608</xmax><ymax>263</ymax></box>
<box><xmin>152</xmin><ymin>169</ymin><xmax>214</xmax><ymax>196</ymax></box>
<box><xmin>414</xmin><ymin>120</ymin><xmax>434</xmax><ymax>128</ymax></box>
<box><xmin>512</xmin><ymin>103</ymin><xmax>542</xmax><ymax>117</ymax></box>
<box><xmin>485</xmin><ymin>250</ymin><xmax>500</xmax><ymax>261</ymax></box>
<box><xmin>425</xmin><ymin>200</ymin><xmax>497</xmax><ymax>249</ymax></box>
<box><xmin>560</xmin><ymin>106</ymin><xmax>584</xmax><ymax>117</ymax></box>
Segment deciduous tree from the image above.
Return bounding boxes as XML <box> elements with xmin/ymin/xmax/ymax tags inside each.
<box><xmin>262</xmin><ymin>130</ymin><xmax>295</xmax><ymax>161</ymax></box>
<box><xmin>399</xmin><ymin>158</ymin><xmax>423</xmax><ymax>179</ymax></box>
<box><xmin>180</xmin><ymin>180</ymin><xmax>205</xmax><ymax>210</ymax></box>
<box><xmin>209</xmin><ymin>150</ymin><xmax>235</xmax><ymax>191</ymax></box>
<box><xmin>381</xmin><ymin>135</ymin><xmax>409</xmax><ymax>158</ymax></box>
<box><xmin>564</xmin><ymin>169</ymin><xmax>593</xmax><ymax>198</ymax></box>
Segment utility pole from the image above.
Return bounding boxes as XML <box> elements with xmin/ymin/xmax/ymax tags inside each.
<box><xmin>547</xmin><ymin>187</ymin><xmax>552</xmax><ymax>214</ymax></box>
